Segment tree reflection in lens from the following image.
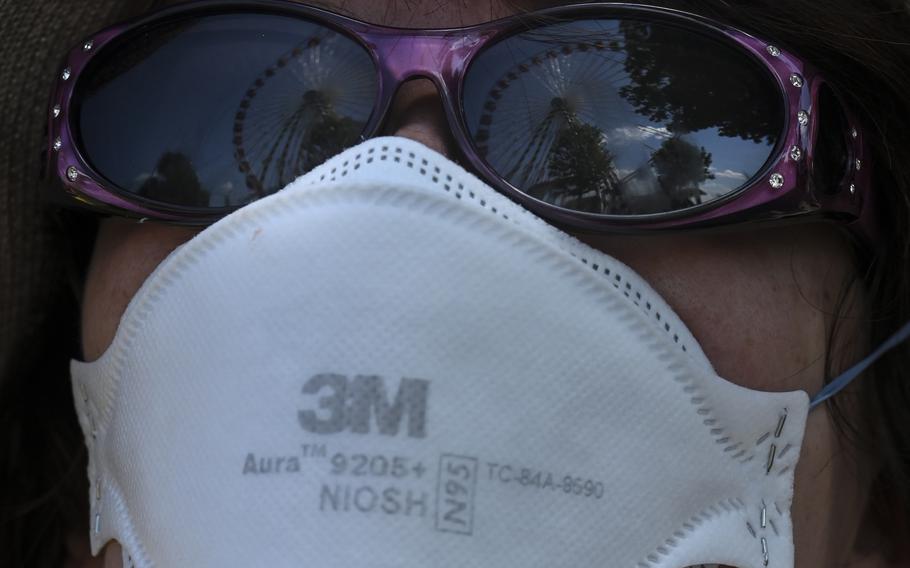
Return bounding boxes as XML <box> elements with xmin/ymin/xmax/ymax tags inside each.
<box><xmin>651</xmin><ymin>136</ymin><xmax>714</xmax><ymax>211</ymax></box>
<box><xmin>136</xmin><ymin>152</ymin><xmax>209</xmax><ymax>207</ymax></box>
<box><xmin>77</xmin><ymin>14</ymin><xmax>377</xmax><ymax>209</ymax></box>
<box><xmin>617</xmin><ymin>21</ymin><xmax>778</xmax><ymax>145</ymax></box>
<box><xmin>463</xmin><ymin>17</ymin><xmax>783</xmax><ymax>215</ymax></box>
<box><xmin>234</xmin><ymin>31</ymin><xmax>374</xmax><ymax>199</ymax></box>
<box><xmin>539</xmin><ymin>98</ymin><xmax>623</xmax><ymax>213</ymax></box>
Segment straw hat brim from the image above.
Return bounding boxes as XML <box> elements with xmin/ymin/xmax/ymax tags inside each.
<box><xmin>0</xmin><ymin>1</ymin><xmax>158</xmax><ymax>374</ymax></box>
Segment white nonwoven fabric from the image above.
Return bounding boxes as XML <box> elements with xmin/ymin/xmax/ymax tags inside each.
<box><xmin>72</xmin><ymin>136</ymin><xmax>809</xmax><ymax>568</ymax></box>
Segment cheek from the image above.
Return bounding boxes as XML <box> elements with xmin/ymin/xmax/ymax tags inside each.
<box><xmin>578</xmin><ymin>224</ymin><xmax>870</xmax><ymax>564</ymax></box>
<box><xmin>82</xmin><ymin>220</ymin><xmax>856</xmax><ymax>381</ymax></box>
<box><xmin>576</xmin><ymin>224</ymin><xmax>858</xmax><ymax>394</ymax></box>
<box><xmin>81</xmin><ymin>219</ymin><xmax>199</xmax><ymax>361</ymax></box>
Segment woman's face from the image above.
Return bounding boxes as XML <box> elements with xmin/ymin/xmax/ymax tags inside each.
<box><xmin>78</xmin><ymin>1</ymin><xmax>881</xmax><ymax>566</ymax></box>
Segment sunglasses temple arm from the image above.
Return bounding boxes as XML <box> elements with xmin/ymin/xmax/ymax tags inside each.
<box><xmin>809</xmin><ymin>318</ymin><xmax>910</xmax><ymax>411</ymax></box>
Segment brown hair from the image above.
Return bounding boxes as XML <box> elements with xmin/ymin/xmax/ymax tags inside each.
<box><xmin>662</xmin><ymin>0</ymin><xmax>910</xmax><ymax>560</ymax></box>
<box><xmin>1</xmin><ymin>0</ymin><xmax>909</xmax><ymax>565</ymax></box>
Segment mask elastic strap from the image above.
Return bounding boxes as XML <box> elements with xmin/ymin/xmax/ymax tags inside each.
<box><xmin>809</xmin><ymin>319</ymin><xmax>910</xmax><ymax>411</ymax></box>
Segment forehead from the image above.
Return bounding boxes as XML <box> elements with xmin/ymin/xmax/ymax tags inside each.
<box><xmin>294</xmin><ymin>0</ymin><xmax>566</xmax><ymax>26</ymax></box>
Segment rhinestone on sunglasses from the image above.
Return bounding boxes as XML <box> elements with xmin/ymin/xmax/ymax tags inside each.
<box><xmin>53</xmin><ymin>138</ymin><xmax>62</xmax><ymax>151</ymax></box>
<box><xmin>49</xmin><ymin>1</ymin><xmax>874</xmax><ymax>243</ymax></box>
<box><xmin>856</xmin><ymin>159</ymin><xmax>862</xmax><ymax>171</ymax></box>
<box><xmin>850</xmin><ymin>183</ymin><xmax>857</xmax><ymax>195</ymax></box>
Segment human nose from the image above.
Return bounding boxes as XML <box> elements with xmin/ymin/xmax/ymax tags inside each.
<box><xmin>379</xmin><ymin>78</ymin><xmax>458</xmax><ymax>158</ymax></box>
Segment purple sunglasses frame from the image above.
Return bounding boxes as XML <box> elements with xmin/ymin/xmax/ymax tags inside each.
<box><xmin>46</xmin><ymin>0</ymin><xmax>875</xmax><ymax>242</ymax></box>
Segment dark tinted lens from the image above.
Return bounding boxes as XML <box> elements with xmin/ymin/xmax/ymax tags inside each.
<box><xmin>463</xmin><ymin>18</ymin><xmax>784</xmax><ymax>215</ymax></box>
<box><xmin>74</xmin><ymin>12</ymin><xmax>377</xmax><ymax>209</ymax></box>
<box><xmin>812</xmin><ymin>85</ymin><xmax>850</xmax><ymax>195</ymax></box>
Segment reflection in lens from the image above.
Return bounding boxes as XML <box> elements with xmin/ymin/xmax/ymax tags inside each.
<box><xmin>75</xmin><ymin>13</ymin><xmax>377</xmax><ymax>209</ymax></box>
<box><xmin>463</xmin><ymin>18</ymin><xmax>784</xmax><ymax>215</ymax></box>
<box><xmin>235</xmin><ymin>33</ymin><xmax>376</xmax><ymax>198</ymax></box>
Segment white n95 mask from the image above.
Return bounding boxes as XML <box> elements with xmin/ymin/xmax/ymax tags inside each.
<box><xmin>72</xmin><ymin>136</ymin><xmax>811</xmax><ymax>568</ymax></box>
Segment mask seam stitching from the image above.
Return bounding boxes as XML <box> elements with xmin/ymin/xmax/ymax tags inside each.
<box><xmin>89</xmin><ymin>139</ymin><xmax>804</xmax><ymax>564</ymax></box>
<box><xmin>105</xmin><ymin>150</ymin><xmax>783</xmax><ymax>473</ymax></box>
<box><xmin>303</xmin><ymin>141</ymin><xmax>696</xmax><ymax>361</ymax></box>
<box><xmin>635</xmin><ymin>497</ymin><xmax>745</xmax><ymax>567</ymax></box>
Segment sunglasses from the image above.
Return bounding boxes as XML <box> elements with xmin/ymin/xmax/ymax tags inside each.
<box><xmin>45</xmin><ymin>0</ymin><xmax>875</xmax><ymax>242</ymax></box>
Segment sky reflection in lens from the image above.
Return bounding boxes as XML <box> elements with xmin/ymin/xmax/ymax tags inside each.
<box><xmin>463</xmin><ymin>18</ymin><xmax>784</xmax><ymax>215</ymax></box>
<box><xmin>76</xmin><ymin>13</ymin><xmax>377</xmax><ymax>209</ymax></box>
